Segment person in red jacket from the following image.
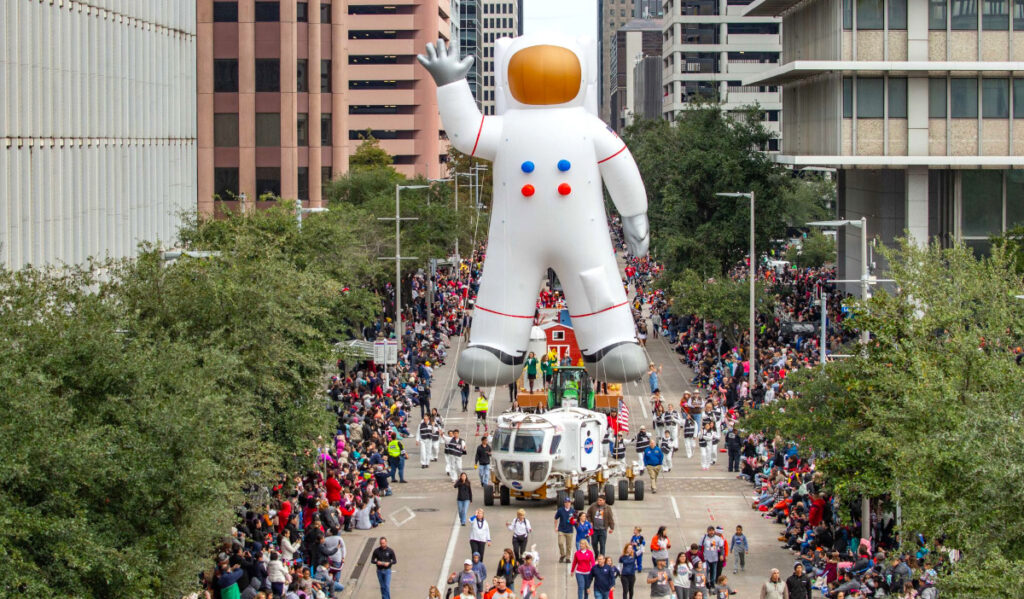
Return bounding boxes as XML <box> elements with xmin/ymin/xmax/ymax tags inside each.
<box><xmin>325</xmin><ymin>472</ymin><xmax>342</xmax><ymax>505</ymax></box>
<box><xmin>808</xmin><ymin>493</ymin><xmax>826</xmax><ymax>527</ymax></box>
<box><xmin>276</xmin><ymin>498</ymin><xmax>292</xmax><ymax>534</ymax></box>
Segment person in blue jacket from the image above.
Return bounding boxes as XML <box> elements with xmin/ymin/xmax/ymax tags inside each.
<box><xmin>591</xmin><ymin>555</ymin><xmax>620</xmax><ymax>599</ymax></box>
<box><xmin>642</xmin><ymin>438</ymin><xmax>664</xmax><ymax>494</ymax></box>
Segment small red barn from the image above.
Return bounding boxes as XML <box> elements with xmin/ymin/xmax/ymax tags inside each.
<box><xmin>540</xmin><ymin>311</ymin><xmax>582</xmax><ymax>365</ymax></box>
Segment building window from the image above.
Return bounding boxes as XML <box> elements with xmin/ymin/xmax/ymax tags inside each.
<box><xmin>951</xmin><ymin>0</ymin><xmax>978</xmax><ymax>29</ymax></box>
<box><xmin>1014</xmin><ymin>78</ymin><xmax>1024</xmax><ymax>116</ymax></box>
<box><xmin>214</xmin><ymin>113</ymin><xmax>239</xmax><ymax>147</ymax></box>
<box><xmin>982</xmin><ymin>78</ymin><xmax>1009</xmax><ymax>117</ymax></box>
<box><xmin>857</xmin><ymin>78</ymin><xmax>884</xmax><ymax>118</ymax></box>
<box><xmin>961</xmin><ymin>170</ymin><xmax>1003</xmax><ymax>236</ymax></box>
<box><xmin>1015</xmin><ymin>0</ymin><xmax>1024</xmax><ymax>29</ymax></box>
<box><xmin>213</xmin><ymin>2</ymin><xmax>238</xmax><ymax>22</ymax></box>
<box><xmin>254</xmin><ymin>1</ymin><xmax>280</xmax><ymax>22</ymax></box>
<box><xmin>930</xmin><ymin>0</ymin><xmax>948</xmax><ymax>28</ymax></box>
<box><xmin>255</xmin><ymin>113</ymin><xmax>281</xmax><ymax>147</ymax></box>
<box><xmin>888</xmin><ymin>77</ymin><xmax>908</xmax><ymax>118</ymax></box>
<box><xmin>297</xmin><ymin>113</ymin><xmax>309</xmax><ymax>146</ymax></box>
<box><xmin>214</xmin><ymin>59</ymin><xmax>239</xmax><ymax>93</ymax></box>
<box><xmin>950</xmin><ymin>78</ymin><xmax>978</xmax><ymax>117</ymax></box>
<box><xmin>321</xmin><ymin>3</ymin><xmax>332</xmax><ymax>23</ymax></box>
<box><xmin>1007</xmin><ymin>170</ymin><xmax>1024</xmax><ymax>226</ymax></box>
<box><xmin>843</xmin><ymin>0</ymin><xmax>853</xmax><ymax>29</ymax></box>
<box><xmin>321</xmin><ymin>60</ymin><xmax>332</xmax><ymax>93</ymax></box>
<box><xmin>255</xmin><ymin>59</ymin><xmax>280</xmax><ymax>92</ymax></box>
<box><xmin>255</xmin><ymin>167</ymin><xmax>282</xmax><ymax>197</ymax></box>
<box><xmin>843</xmin><ymin>77</ymin><xmax>853</xmax><ymax>117</ymax></box>
<box><xmin>321</xmin><ymin>114</ymin><xmax>333</xmax><ymax>145</ymax></box>
<box><xmin>552</xmin><ymin>331</ymin><xmax>565</xmax><ymax>341</ymax></box>
<box><xmin>297</xmin><ymin>2</ymin><xmax>308</xmax><ymax>22</ymax></box>
<box><xmin>929</xmin><ymin>78</ymin><xmax>947</xmax><ymax>117</ymax></box>
<box><xmin>983</xmin><ymin>0</ymin><xmax>1009</xmax><ymax>29</ymax></box>
<box><xmin>889</xmin><ymin>0</ymin><xmax>908</xmax><ymax>28</ymax></box>
<box><xmin>322</xmin><ymin>167</ymin><xmax>333</xmax><ymax>184</ymax></box>
<box><xmin>214</xmin><ymin>167</ymin><xmax>240</xmax><ymax>199</ymax></box>
<box><xmin>857</xmin><ymin>0</ymin><xmax>885</xmax><ymax>29</ymax></box>
<box><xmin>298</xmin><ymin>167</ymin><xmax>310</xmax><ymax>200</ymax></box>
<box><xmin>296</xmin><ymin>59</ymin><xmax>308</xmax><ymax>92</ymax></box>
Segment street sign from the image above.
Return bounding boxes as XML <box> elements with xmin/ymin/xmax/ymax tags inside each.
<box><xmin>374</xmin><ymin>339</ymin><xmax>399</xmax><ymax>365</ymax></box>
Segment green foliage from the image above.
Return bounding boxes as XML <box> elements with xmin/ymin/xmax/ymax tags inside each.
<box><xmin>990</xmin><ymin>224</ymin><xmax>1024</xmax><ymax>275</ymax></box>
<box><xmin>786</xmin><ymin>230</ymin><xmax>837</xmax><ymax>268</ymax></box>
<box><xmin>349</xmin><ymin>132</ymin><xmax>395</xmax><ymax>170</ymax></box>
<box><xmin>744</xmin><ymin>240</ymin><xmax>1024</xmax><ymax>597</ymax></box>
<box><xmin>624</xmin><ymin>105</ymin><xmax>825</xmax><ymax>279</ymax></box>
<box><xmin>669</xmin><ymin>269</ymin><xmax>775</xmax><ymax>349</ymax></box>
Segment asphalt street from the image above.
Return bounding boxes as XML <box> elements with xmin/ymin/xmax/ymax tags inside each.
<box><xmin>333</xmin><ymin>327</ymin><xmax>800</xmax><ymax>598</ymax></box>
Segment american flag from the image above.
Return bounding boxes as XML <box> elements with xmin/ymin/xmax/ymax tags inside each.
<box><xmin>617</xmin><ymin>398</ymin><xmax>630</xmax><ymax>435</ymax></box>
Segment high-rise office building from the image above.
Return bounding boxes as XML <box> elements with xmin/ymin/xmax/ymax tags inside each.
<box><xmin>459</xmin><ymin>0</ymin><xmax>482</xmax><ymax>105</ymax></box>
<box><xmin>598</xmin><ymin>0</ymin><xmax>664</xmax><ymax>122</ymax></box>
<box><xmin>661</xmin><ymin>0</ymin><xmax>782</xmax><ymax>149</ymax></box>
<box><xmin>634</xmin><ymin>54</ymin><xmax>665</xmax><ymax>121</ymax></box>
<box><xmin>0</xmin><ymin>0</ymin><xmax>197</xmax><ymax>268</ymax></box>
<box><xmin>609</xmin><ymin>18</ymin><xmax>663</xmax><ymax>131</ymax></box>
<box><xmin>197</xmin><ymin>0</ymin><xmax>451</xmax><ymax>215</ymax></box>
<box><xmin>480</xmin><ymin>0</ymin><xmax>520</xmax><ymax>115</ymax></box>
<box><xmin>744</xmin><ymin>0</ymin><xmax>1024</xmax><ymax>292</ymax></box>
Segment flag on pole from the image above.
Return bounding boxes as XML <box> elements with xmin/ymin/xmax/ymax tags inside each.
<box><xmin>617</xmin><ymin>398</ymin><xmax>630</xmax><ymax>435</ymax></box>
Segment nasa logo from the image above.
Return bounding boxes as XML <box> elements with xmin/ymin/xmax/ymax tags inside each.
<box><xmin>511</xmin><ymin>481</ymin><xmax>523</xmax><ymax>490</ymax></box>
<box><xmin>584</xmin><ymin>438</ymin><xmax>594</xmax><ymax>454</ymax></box>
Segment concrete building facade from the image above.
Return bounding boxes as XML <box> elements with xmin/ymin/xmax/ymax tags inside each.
<box><xmin>609</xmin><ymin>18</ymin><xmax>663</xmax><ymax>131</ymax></box>
<box><xmin>634</xmin><ymin>53</ymin><xmax>664</xmax><ymax>121</ymax></box>
<box><xmin>1</xmin><ymin>0</ymin><xmax>197</xmax><ymax>268</ymax></box>
<box><xmin>196</xmin><ymin>0</ymin><xmax>451</xmax><ymax>216</ymax></box>
<box><xmin>662</xmin><ymin>0</ymin><xmax>783</xmax><ymax>149</ymax></box>
<box><xmin>745</xmin><ymin>0</ymin><xmax>1024</xmax><ymax>291</ymax></box>
<box><xmin>479</xmin><ymin>0</ymin><xmax>520</xmax><ymax>116</ymax></box>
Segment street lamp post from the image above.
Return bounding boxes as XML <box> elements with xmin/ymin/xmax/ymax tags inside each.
<box><xmin>379</xmin><ymin>185</ymin><xmax>427</xmax><ymax>357</ymax></box>
<box><xmin>716</xmin><ymin>191</ymin><xmax>756</xmax><ymax>391</ymax></box>
<box><xmin>295</xmin><ymin>199</ymin><xmax>329</xmax><ymax>231</ymax></box>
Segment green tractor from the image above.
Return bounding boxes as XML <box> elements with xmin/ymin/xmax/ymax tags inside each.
<box><xmin>547</xmin><ymin>366</ymin><xmax>596</xmax><ymax>410</ymax></box>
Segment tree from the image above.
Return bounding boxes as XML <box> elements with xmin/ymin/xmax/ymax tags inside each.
<box><xmin>670</xmin><ymin>269</ymin><xmax>775</xmax><ymax>352</ymax></box>
<box><xmin>349</xmin><ymin>131</ymin><xmax>395</xmax><ymax>170</ymax></box>
<box><xmin>990</xmin><ymin>224</ymin><xmax>1024</xmax><ymax>275</ymax></box>
<box><xmin>624</xmin><ymin>106</ymin><xmax>824</xmax><ymax>279</ymax></box>
<box><xmin>744</xmin><ymin>239</ymin><xmax>1024</xmax><ymax>597</ymax></box>
<box><xmin>785</xmin><ymin>230</ymin><xmax>836</xmax><ymax>268</ymax></box>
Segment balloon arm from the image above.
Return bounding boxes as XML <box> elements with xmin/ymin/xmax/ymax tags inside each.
<box><xmin>437</xmin><ymin>79</ymin><xmax>501</xmax><ymax>161</ymax></box>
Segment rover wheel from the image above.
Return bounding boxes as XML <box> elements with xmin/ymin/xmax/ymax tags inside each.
<box><xmin>618</xmin><ymin>479</ymin><xmax>629</xmax><ymax>501</ymax></box>
<box><xmin>604</xmin><ymin>483</ymin><xmax>616</xmax><ymax>505</ymax></box>
<box><xmin>587</xmin><ymin>483</ymin><xmax>599</xmax><ymax>505</ymax></box>
<box><xmin>499</xmin><ymin>485</ymin><xmax>511</xmax><ymax>506</ymax></box>
<box><xmin>556</xmin><ymin>490</ymin><xmax>569</xmax><ymax>506</ymax></box>
<box><xmin>573</xmin><ymin>488</ymin><xmax>585</xmax><ymax>511</ymax></box>
<box><xmin>633</xmin><ymin>479</ymin><xmax>645</xmax><ymax>501</ymax></box>
<box><xmin>483</xmin><ymin>484</ymin><xmax>494</xmax><ymax>506</ymax></box>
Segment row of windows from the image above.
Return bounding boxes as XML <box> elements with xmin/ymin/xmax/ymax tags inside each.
<box><xmin>213</xmin><ymin>112</ymin><xmax>334</xmax><ymax>147</ymax></box>
<box><xmin>213</xmin><ymin>1</ymin><xmax>334</xmax><ymax>23</ymax></box>
<box><xmin>841</xmin><ymin>77</ymin><xmax>1024</xmax><ymax>119</ymax></box>
<box><xmin>213</xmin><ymin>59</ymin><xmax>332</xmax><ymax>93</ymax></box>
<box><xmin>483</xmin><ymin>3</ymin><xmax>516</xmax><ymax>14</ymax></box>
<box><xmin>843</xmin><ymin>0</ymin><xmax>1024</xmax><ymax>30</ymax></box>
<box><xmin>483</xmin><ymin>17</ymin><xmax>513</xmax><ymax>29</ymax></box>
<box><xmin>214</xmin><ymin>166</ymin><xmax>330</xmax><ymax>201</ymax></box>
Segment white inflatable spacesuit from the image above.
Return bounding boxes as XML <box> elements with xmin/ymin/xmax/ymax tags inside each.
<box><xmin>418</xmin><ymin>35</ymin><xmax>650</xmax><ymax>387</ymax></box>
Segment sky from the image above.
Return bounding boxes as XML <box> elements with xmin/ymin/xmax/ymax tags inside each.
<box><xmin>523</xmin><ymin>0</ymin><xmax>598</xmax><ymax>40</ymax></box>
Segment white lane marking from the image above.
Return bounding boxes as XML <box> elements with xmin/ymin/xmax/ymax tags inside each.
<box><xmin>660</xmin><ymin>476</ymin><xmax>736</xmax><ymax>480</ymax></box>
<box><xmin>671</xmin><ymin>496</ymin><xmax>681</xmax><ymax>519</ymax></box>
<box><xmin>436</xmin><ymin>514</ymin><xmax>462</xmax><ymax>591</ymax></box>
<box><xmin>688</xmin><ymin>495</ymin><xmax>741</xmax><ymax>499</ymax></box>
<box><xmin>390</xmin><ymin>506</ymin><xmax>416</xmax><ymax>527</ymax></box>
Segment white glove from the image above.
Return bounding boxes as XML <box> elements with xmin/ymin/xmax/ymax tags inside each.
<box><xmin>417</xmin><ymin>40</ymin><xmax>475</xmax><ymax>87</ymax></box>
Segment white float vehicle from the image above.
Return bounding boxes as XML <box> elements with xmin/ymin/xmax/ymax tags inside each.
<box><xmin>482</xmin><ymin>405</ymin><xmax>645</xmax><ymax>511</ymax></box>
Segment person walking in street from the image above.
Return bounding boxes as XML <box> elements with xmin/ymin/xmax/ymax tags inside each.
<box><xmin>507</xmin><ymin>509</ymin><xmax>532</xmax><ymax>563</ymax></box>
<box><xmin>469</xmin><ymin>508</ymin><xmax>493</xmax><ymax>560</ymax></box>
<box><xmin>573</xmin><ymin>511</ymin><xmax>594</xmax><ymax>550</ymax></box>
<box><xmin>321</xmin><ymin>527</ymin><xmax>347</xmax><ymax>586</ymax></box>
<box><xmin>475</xmin><ymin>436</ymin><xmax>493</xmax><ymax>487</ymax></box>
<box><xmin>371</xmin><ymin>537</ymin><xmax>397</xmax><ymax>599</ymax></box>
<box><xmin>455</xmin><ymin>472</ymin><xmax>473</xmax><ymax>526</ymax></box>
<box><xmin>586</xmin><ymin>494</ymin><xmax>615</xmax><ymax>557</ymax></box>
<box><xmin>517</xmin><ymin>553</ymin><xmax>544</xmax><ymax>599</ymax></box>
<box><xmin>571</xmin><ymin>539</ymin><xmax>596</xmax><ymax>599</ymax></box>
<box><xmin>681</xmin><ymin>413</ymin><xmax>696</xmax><ymax>459</ymax></box>
<box><xmin>643</xmin><ymin>438</ymin><xmax>664</xmax><ymax>494</ymax></box>
<box><xmin>759</xmin><ymin>568</ymin><xmax>785</xmax><ymax>599</ymax></box>
<box><xmin>386</xmin><ymin>434</ymin><xmax>407</xmax><ymax>483</ymax></box>
<box><xmin>785</xmin><ymin>563</ymin><xmax>812</xmax><ymax>599</ymax></box>
<box><xmin>730</xmin><ymin>525</ymin><xmax>748</xmax><ymax>574</ymax></box>
<box><xmin>417</xmin><ymin>415</ymin><xmax>433</xmax><ymax>469</ymax></box>
<box><xmin>475</xmin><ymin>389</ymin><xmax>490</xmax><ymax>436</ymax></box>
<box><xmin>591</xmin><ymin>555</ymin><xmax>619</xmax><ymax>599</ymax></box>
<box><xmin>445</xmin><ymin>429</ymin><xmax>467</xmax><ymax>482</ymax></box>
<box><xmin>724</xmin><ymin>426</ymin><xmax>742</xmax><ymax>473</ymax></box>
<box><xmin>629</xmin><ymin>527</ymin><xmax>645</xmax><ymax>574</ymax></box>
<box><xmin>495</xmin><ymin>548</ymin><xmax>519</xmax><ymax>590</ymax></box>
<box><xmin>471</xmin><ymin>552</ymin><xmax>487</xmax><ymax>597</ymax></box>
<box><xmin>698</xmin><ymin>421</ymin><xmax>717</xmax><ymax>471</ymax></box>
<box><xmin>660</xmin><ymin>429</ymin><xmax>675</xmax><ymax>473</ymax></box>
<box><xmin>618</xmin><ymin>544</ymin><xmax>638</xmax><ymax>599</ymax></box>
<box><xmin>555</xmin><ymin>496</ymin><xmax>576</xmax><ymax>563</ymax></box>
<box><xmin>700</xmin><ymin>526</ymin><xmax>725</xmax><ymax>590</ymax></box>
<box><xmin>460</xmin><ymin>380</ymin><xmax>471</xmax><ymax>412</ymax></box>
<box><xmin>648</xmin><ymin>557</ymin><xmax>675</xmax><ymax>599</ymax></box>
<box><xmin>648</xmin><ymin>363</ymin><xmax>663</xmax><ymax>394</ymax></box>
<box><xmin>611</xmin><ymin>432</ymin><xmax>627</xmax><ymax>461</ymax></box>
<box><xmin>650</xmin><ymin>526</ymin><xmax>671</xmax><ymax>571</ymax></box>
<box><xmin>634</xmin><ymin>426</ymin><xmax>651</xmax><ymax>455</ymax></box>
<box><xmin>430</xmin><ymin>411</ymin><xmax>444</xmax><ymax>462</ymax></box>
<box><xmin>672</xmin><ymin>552</ymin><xmax>693</xmax><ymax>599</ymax></box>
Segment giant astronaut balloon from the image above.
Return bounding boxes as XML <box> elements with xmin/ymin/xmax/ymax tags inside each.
<box><xmin>418</xmin><ymin>34</ymin><xmax>650</xmax><ymax>387</ymax></box>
